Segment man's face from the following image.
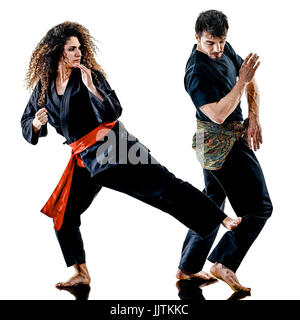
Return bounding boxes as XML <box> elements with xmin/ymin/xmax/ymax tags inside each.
<box><xmin>196</xmin><ymin>31</ymin><xmax>227</xmax><ymax>61</ymax></box>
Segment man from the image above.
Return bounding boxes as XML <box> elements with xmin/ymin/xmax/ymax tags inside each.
<box><xmin>176</xmin><ymin>10</ymin><xmax>272</xmax><ymax>293</ymax></box>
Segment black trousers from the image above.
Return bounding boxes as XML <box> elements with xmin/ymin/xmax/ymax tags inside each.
<box><xmin>55</xmin><ymin>160</ymin><xmax>227</xmax><ymax>267</ymax></box>
<box><xmin>178</xmin><ymin>139</ymin><xmax>273</xmax><ymax>273</ymax></box>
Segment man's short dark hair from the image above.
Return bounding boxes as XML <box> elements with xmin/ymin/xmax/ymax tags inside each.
<box><xmin>195</xmin><ymin>10</ymin><xmax>229</xmax><ymax>38</ymax></box>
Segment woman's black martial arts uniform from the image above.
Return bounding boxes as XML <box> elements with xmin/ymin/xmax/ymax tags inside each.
<box><xmin>21</xmin><ymin>68</ymin><xmax>227</xmax><ymax>267</ymax></box>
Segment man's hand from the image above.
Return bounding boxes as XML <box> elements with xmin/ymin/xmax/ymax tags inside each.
<box><xmin>239</xmin><ymin>53</ymin><xmax>260</xmax><ymax>84</ymax></box>
<box><xmin>247</xmin><ymin>115</ymin><xmax>263</xmax><ymax>151</ymax></box>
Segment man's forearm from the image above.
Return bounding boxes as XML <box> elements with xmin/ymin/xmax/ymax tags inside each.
<box><xmin>246</xmin><ymin>78</ymin><xmax>262</xmax><ymax>150</ymax></box>
<box><xmin>200</xmin><ymin>78</ymin><xmax>246</xmax><ymax>124</ymax></box>
<box><xmin>246</xmin><ymin>79</ymin><xmax>260</xmax><ymax>119</ymax></box>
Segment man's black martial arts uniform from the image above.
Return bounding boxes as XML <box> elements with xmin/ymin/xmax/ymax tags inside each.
<box><xmin>178</xmin><ymin>43</ymin><xmax>273</xmax><ymax>273</ymax></box>
<box><xmin>21</xmin><ymin>68</ymin><xmax>227</xmax><ymax>267</ymax></box>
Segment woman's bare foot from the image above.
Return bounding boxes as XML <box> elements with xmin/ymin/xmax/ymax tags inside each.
<box><xmin>210</xmin><ymin>263</ymin><xmax>251</xmax><ymax>293</ymax></box>
<box><xmin>222</xmin><ymin>216</ymin><xmax>242</xmax><ymax>231</ymax></box>
<box><xmin>56</xmin><ymin>263</ymin><xmax>91</xmax><ymax>288</ymax></box>
<box><xmin>176</xmin><ymin>269</ymin><xmax>217</xmax><ymax>281</ymax></box>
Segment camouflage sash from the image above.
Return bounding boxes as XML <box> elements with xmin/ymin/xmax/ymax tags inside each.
<box><xmin>192</xmin><ymin>118</ymin><xmax>249</xmax><ymax>170</ymax></box>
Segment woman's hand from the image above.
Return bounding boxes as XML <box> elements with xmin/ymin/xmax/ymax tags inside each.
<box><xmin>75</xmin><ymin>64</ymin><xmax>96</xmax><ymax>92</ymax></box>
<box><xmin>33</xmin><ymin>107</ymin><xmax>48</xmax><ymax>133</ymax></box>
<box><xmin>74</xmin><ymin>63</ymin><xmax>105</xmax><ymax>102</ymax></box>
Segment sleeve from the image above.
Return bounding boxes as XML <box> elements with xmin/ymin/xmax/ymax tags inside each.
<box><xmin>88</xmin><ymin>70</ymin><xmax>123</xmax><ymax>123</ymax></box>
<box><xmin>225</xmin><ymin>42</ymin><xmax>244</xmax><ymax>74</ymax></box>
<box><xmin>20</xmin><ymin>82</ymin><xmax>48</xmax><ymax>145</ymax></box>
<box><xmin>184</xmin><ymin>67</ymin><xmax>221</xmax><ymax>109</ymax></box>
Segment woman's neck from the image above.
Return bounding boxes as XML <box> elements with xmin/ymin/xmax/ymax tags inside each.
<box><xmin>56</xmin><ymin>63</ymin><xmax>72</xmax><ymax>83</ymax></box>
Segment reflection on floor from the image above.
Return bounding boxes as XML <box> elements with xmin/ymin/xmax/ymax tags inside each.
<box><xmin>56</xmin><ymin>284</ymin><xmax>91</xmax><ymax>300</ymax></box>
<box><xmin>54</xmin><ymin>279</ymin><xmax>251</xmax><ymax>300</ymax></box>
<box><xmin>176</xmin><ymin>279</ymin><xmax>251</xmax><ymax>301</ymax></box>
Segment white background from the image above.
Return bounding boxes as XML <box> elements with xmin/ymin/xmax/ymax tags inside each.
<box><xmin>0</xmin><ymin>0</ymin><xmax>299</xmax><ymax>299</ymax></box>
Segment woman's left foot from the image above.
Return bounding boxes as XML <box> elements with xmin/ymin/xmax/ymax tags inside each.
<box><xmin>56</xmin><ymin>273</ymin><xmax>90</xmax><ymax>288</ymax></box>
<box><xmin>222</xmin><ymin>216</ymin><xmax>242</xmax><ymax>231</ymax></box>
<box><xmin>56</xmin><ymin>263</ymin><xmax>91</xmax><ymax>288</ymax></box>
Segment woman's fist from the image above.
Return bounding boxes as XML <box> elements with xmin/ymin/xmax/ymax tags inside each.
<box><xmin>33</xmin><ymin>107</ymin><xmax>48</xmax><ymax>132</ymax></box>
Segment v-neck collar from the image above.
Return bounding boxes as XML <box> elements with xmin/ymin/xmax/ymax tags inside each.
<box><xmin>51</xmin><ymin>71</ymin><xmax>73</xmax><ymax>107</ymax></box>
<box><xmin>58</xmin><ymin>69</ymin><xmax>76</xmax><ymax>143</ymax></box>
<box><xmin>49</xmin><ymin>69</ymin><xmax>81</xmax><ymax>144</ymax></box>
<box><xmin>51</xmin><ymin>79</ymin><xmax>62</xmax><ymax>108</ymax></box>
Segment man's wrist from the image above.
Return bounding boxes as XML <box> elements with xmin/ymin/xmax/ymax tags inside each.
<box><xmin>236</xmin><ymin>79</ymin><xmax>247</xmax><ymax>90</ymax></box>
<box><xmin>249</xmin><ymin>112</ymin><xmax>260</xmax><ymax>121</ymax></box>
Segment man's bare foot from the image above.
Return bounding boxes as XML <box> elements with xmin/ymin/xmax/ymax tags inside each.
<box><xmin>210</xmin><ymin>263</ymin><xmax>251</xmax><ymax>293</ymax></box>
<box><xmin>56</xmin><ymin>263</ymin><xmax>91</xmax><ymax>288</ymax></box>
<box><xmin>176</xmin><ymin>269</ymin><xmax>217</xmax><ymax>281</ymax></box>
<box><xmin>222</xmin><ymin>216</ymin><xmax>242</xmax><ymax>231</ymax></box>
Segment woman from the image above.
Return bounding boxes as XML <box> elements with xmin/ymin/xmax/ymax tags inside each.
<box><xmin>21</xmin><ymin>21</ymin><xmax>241</xmax><ymax>288</ymax></box>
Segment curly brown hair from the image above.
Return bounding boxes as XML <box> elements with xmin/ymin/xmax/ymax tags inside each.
<box><xmin>25</xmin><ymin>21</ymin><xmax>106</xmax><ymax>106</ymax></box>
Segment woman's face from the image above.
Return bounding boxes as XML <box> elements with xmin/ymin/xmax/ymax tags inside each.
<box><xmin>61</xmin><ymin>36</ymin><xmax>82</xmax><ymax>68</ymax></box>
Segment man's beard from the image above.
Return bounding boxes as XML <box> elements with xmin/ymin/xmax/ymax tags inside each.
<box><xmin>209</xmin><ymin>52</ymin><xmax>223</xmax><ymax>61</ymax></box>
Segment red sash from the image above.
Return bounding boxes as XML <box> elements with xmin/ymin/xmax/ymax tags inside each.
<box><xmin>41</xmin><ymin>121</ymin><xmax>117</xmax><ymax>231</ymax></box>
